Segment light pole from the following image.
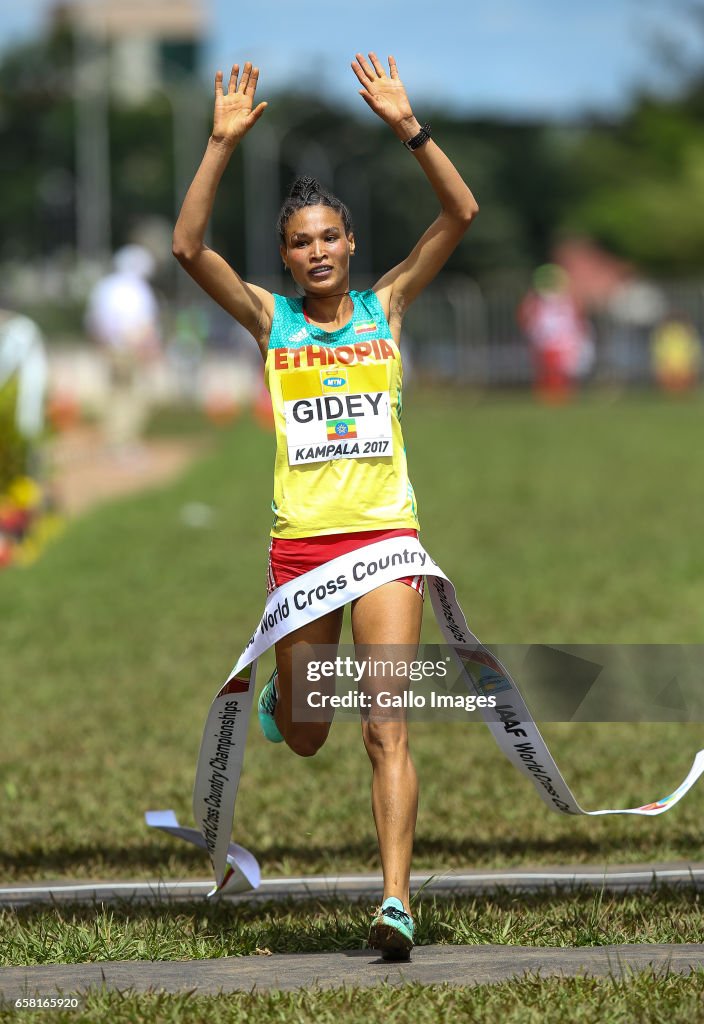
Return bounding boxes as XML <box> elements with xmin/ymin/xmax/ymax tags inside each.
<box><xmin>243</xmin><ymin>120</ymin><xmax>282</xmax><ymax>282</ymax></box>
<box><xmin>157</xmin><ymin>73</ymin><xmax>210</xmax><ymax>302</ymax></box>
<box><xmin>72</xmin><ymin>7</ymin><xmax>112</xmax><ymax>266</ymax></box>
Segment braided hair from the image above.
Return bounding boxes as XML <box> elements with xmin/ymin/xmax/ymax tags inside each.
<box><xmin>277</xmin><ymin>176</ymin><xmax>353</xmax><ymax>244</ymax></box>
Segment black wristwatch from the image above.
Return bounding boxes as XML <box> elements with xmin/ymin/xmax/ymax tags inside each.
<box><xmin>402</xmin><ymin>123</ymin><xmax>432</xmax><ymax>152</ymax></box>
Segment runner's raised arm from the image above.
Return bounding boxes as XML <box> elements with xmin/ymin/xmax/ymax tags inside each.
<box><xmin>350</xmin><ymin>53</ymin><xmax>479</xmax><ymax>323</ymax></box>
<box><xmin>172</xmin><ymin>62</ymin><xmax>273</xmax><ymax>353</ymax></box>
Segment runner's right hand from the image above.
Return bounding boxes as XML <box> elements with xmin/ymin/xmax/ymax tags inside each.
<box><xmin>211</xmin><ymin>62</ymin><xmax>267</xmax><ymax>146</ymax></box>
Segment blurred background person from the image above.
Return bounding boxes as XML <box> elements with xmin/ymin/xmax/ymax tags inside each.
<box><xmin>85</xmin><ymin>245</ymin><xmax>162</xmax><ymax>457</ymax></box>
<box><xmin>518</xmin><ymin>264</ymin><xmax>594</xmax><ymax>403</ymax></box>
<box><xmin>650</xmin><ymin>312</ymin><xmax>702</xmax><ymax>394</ymax></box>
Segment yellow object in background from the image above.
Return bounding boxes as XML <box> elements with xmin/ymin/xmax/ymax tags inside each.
<box><xmin>7</xmin><ymin>475</ymin><xmax>42</xmax><ymax>510</ymax></box>
<box><xmin>651</xmin><ymin>317</ymin><xmax>702</xmax><ymax>391</ymax></box>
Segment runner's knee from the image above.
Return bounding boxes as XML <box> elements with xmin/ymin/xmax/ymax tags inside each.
<box><xmin>286</xmin><ymin>725</ymin><xmax>330</xmax><ymax>758</ymax></box>
<box><xmin>362</xmin><ymin>720</ymin><xmax>409</xmax><ymax>761</ymax></box>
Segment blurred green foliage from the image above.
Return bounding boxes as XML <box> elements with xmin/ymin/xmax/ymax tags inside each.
<box><xmin>1</xmin><ymin>18</ymin><xmax>704</xmax><ymax>279</ymax></box>
<box><xmin>0</xmin><ymin>25</ymin><xmax>75</xmax><ymax>263</ymax></box>
<box><xmin>0</xmin><ymin>377</ymin><xmax>28</xmax><ymax>492</ymax></box>
<box><xmin>562</xmin><ymin>97</ymin><xmax>704</xmax><ymax>272</ymax></box>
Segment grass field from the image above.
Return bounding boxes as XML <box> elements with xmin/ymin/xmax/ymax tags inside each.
<box><xmin>3</xmin><ymin>974</ymin><xmax>704</xmax><ymax>1024</ymax></box>
<box><xmin>2</xmin><ymin>887</ymin><xmax>703</xmax><ymax>966</ymax></box>
<box><xmin>1</xmin><ymin>391</ymin><xmax>703</xmax><ymax>1019</ymax></box>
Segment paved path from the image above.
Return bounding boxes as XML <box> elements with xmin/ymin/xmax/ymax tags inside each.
<box><xmin>51</xmin><ymin>426</ymin><xmax>205</xmax><ymax>517</ymax></box>
<box><xmin>1</xmin><ymin>862</ymin><xmax>703</xmax><ymax>908</ymax></box>
<box><xmin>2</xmin><ymin>943</ymin><xmax>703</xmax><ymax>999</ymax></box>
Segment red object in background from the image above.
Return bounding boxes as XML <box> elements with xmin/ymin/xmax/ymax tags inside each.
<box><xmin>47</xmin><ymin>391</ymin><xmax>80</xmax><ymax>432</ymax></box>
<box><xmin>535</xmin><ymin>348</ymin><xmax>571</xmax><ymax>403</ymax></box>
<box><xmin>660</xmin><ymin>371</ymin><xmax>696</xmax><ymax>393</ymax></box>
<box><xmin>253</xmin><ymin>380</ymin><xmax>274</xmax><ymax>431</ymax></box>
<box><xmin>518</xmin><ymin>266</ymin><xmax>595</xmax><ymax>403</ymax></box>
<box><xmin>0</xmin><ymin>505</ymin><xmax>30</xmax><ymax>537</ymax></box>
<box><xmin>204</xmin><ymin>392</ymin><xmax>240</xmax><ymax>426</ymax></box>
<box><xmin>518</xmin><ymin>290</ymin><xmax>580</xmax><ymax>402</ymax></box>
<box><xmin>552</xmin><ymin>238</ymin><xmax>632</xmax><ymax>310</ymax></box>
<box><xmin>0</xmin><ymin>535</ymin><xmax>13</xmax><ymax>567</ymax></box>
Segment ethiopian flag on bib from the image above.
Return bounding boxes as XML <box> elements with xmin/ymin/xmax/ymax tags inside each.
<box><xmin>327</xmin><ymin>418</ymin><xmax>357</xmax><ymax>440</ymax></box>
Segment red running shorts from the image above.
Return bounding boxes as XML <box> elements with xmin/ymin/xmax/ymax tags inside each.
<box><xmin>266</xmin><ymin>528</ymin><xmax>425</xmax><ymax>599</ymax></box>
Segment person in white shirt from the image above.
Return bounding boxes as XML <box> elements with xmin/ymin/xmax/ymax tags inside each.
<box><xmin>85</xmin><ymin>245</ymin><xmax>162</xmax><ymax>451</ymax></box>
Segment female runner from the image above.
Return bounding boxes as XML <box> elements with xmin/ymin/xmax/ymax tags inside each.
<box><xmin>173</xmin><ymin>52</ymin><xmax>478</xmax><ymax>959</ymax></box>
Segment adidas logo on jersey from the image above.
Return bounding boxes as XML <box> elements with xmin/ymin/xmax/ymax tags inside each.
<box><xmin>288</xmin><ymin>327</ymin><xmax>309</xmax><ymax>344</ymax></box>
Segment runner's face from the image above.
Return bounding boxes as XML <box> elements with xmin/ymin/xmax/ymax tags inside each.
<box><xmin>281</xmin><ymin>207</ymin><xmax>354</xmax><ymax>294</ymax></box>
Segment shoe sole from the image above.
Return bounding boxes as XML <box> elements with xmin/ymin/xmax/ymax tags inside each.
<box><xmin>368</xmin><ymin>921</ymin><xmax>413</xmax><ymax>961</ymax></box>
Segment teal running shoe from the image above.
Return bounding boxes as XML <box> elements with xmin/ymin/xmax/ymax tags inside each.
<box><xmin>258</xmin><ymin>669</ymin><xmax>283</xmax><ymax>743</ymax></box>
<box><xmin>368</xmin><ymin>897</ymin><xmax>414</xmax><ymax>960</ymax></box>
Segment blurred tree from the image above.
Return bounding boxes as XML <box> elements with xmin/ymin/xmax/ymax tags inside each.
<box><xmin>255</xmin><ymin>95</ymin><xmax>575</xmax><ymax>281</ymax></box>
<box><xmin>109</xmin><ymin>96</ymin><xmax>178</xmax><ymax>243</ymax></box>
<box><xmin>0</xmin><ymin>23</ymin><xmax>75</xmax><ymax>260</ymax></box>
<box><xmin>0</xmin><ymin>26</ymin><xmax>577</xmax><ymax>284</ymax></box>
<box><xmin>559</xmin><ymin>2</ymin><xmax>704</xmax><ymax>274</ymax></box>
<box><xmin>561</xmin><ymin>101</ymin><xmax>704</xmax><ymax>273</ymax></box>
<box><xmin>3</xmin><ymin>11</ymin><xmax>704</xmax><ymax>283</ymax></box>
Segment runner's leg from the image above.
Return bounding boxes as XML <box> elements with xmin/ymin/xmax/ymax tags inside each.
<box><xmin>272</xmin><ymin>607</ymin><xmax>344</xmax><ymax>757</ymax></box>
<box><xmin>351</xmin><ymin>581</ymin><xmax>423</xmax><ymax>911</ymax></box>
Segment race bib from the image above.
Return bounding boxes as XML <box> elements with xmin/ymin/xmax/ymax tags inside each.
<box><xmin>281</xmin><ymin>364</ymin><xmax>393</xmax><ymax>466</ymax></box>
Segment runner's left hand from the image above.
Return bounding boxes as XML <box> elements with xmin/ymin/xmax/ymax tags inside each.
<box><xmin>351</xmin><ymin>53</ymin><xmax>415</xmax><ymax>130</ymax></box>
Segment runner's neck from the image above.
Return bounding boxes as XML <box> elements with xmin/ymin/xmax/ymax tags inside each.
<box><xmin>303</xmin><ymin>293</ymin><xmax>353</xmax><ymax>332</ymax></box>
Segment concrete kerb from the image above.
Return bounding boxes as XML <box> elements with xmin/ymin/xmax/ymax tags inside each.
<box><xmin>2</xmin><ymin>944</ymin><xmax>704</xmax><ymax>1000</ymax></box>
<box><xmin>1</xmin><ymin>863</ymin><xmax>704</xmax><ymax>908</ymax></box>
